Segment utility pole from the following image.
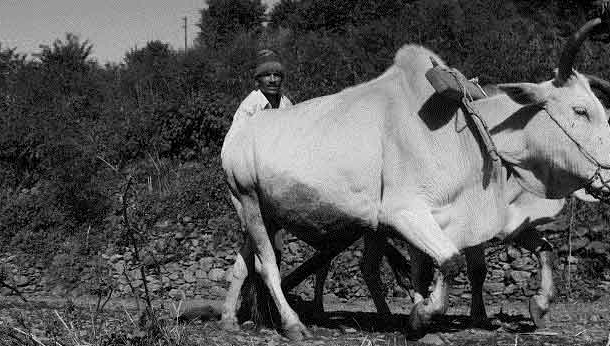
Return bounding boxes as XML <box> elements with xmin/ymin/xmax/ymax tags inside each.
<box><xmin>183</xmin><ymin>16</ymin><xmax>188</xmax><ymax>52</ymax></box>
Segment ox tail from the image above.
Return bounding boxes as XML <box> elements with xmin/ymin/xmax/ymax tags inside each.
<box><xmin>240</xmin><ymin>273</ymin><xmax>281</xmax><ymax>329</ymax></box>
<box><xmin>383</xmin><ymin>241</ymin><xmax>413</xmax><ymax>295</ymax></box>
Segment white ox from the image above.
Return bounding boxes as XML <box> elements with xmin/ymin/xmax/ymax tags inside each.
<box><xmin>220</xmin><ymin>19</ymin><xmax>610</xmax><ymax>339</ymax></box>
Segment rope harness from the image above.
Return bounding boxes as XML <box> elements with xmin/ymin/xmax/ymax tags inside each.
<box><xmin>449</xmin><ymin>70</ymin><xmax>501</xmax><ymax>162</ymax></box>
<box><xmin>542</xmin><ymin>107</ymin><xmax>610</xmax><ymax>203</ymax></box>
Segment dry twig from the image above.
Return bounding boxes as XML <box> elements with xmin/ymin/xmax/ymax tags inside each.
<box><xmin>54</xmin><ymin>310</ymin><xmax>86</xmax><ymax>346</ymax></box>
<box><xmin>359</xmin><ymin>335</ymin><xmax>373</xmax><ymax>346</ymax></box>
<box><xmin>0</xmin><ymin>280</ymin><xmax>28</xmax><ymax>303</ymax></box>
<box><xmin>11</xmin><ymin>326</ymin><xmax>49</xmax><ymax>346</ymax></box>
<box><xmin>121</xmin><ymin>303</ymin><xmax>136</xmax><ymax>327</ymax></box>
<box><xmin>568</xmin><ymin>197</ymin><xmax>576</xmax><ymax>299</ymax></box>
<box><xmin>95</xmin><ymin>155</ymin><xmax>118</xmax><ymax>173</ymax></box>
<box><xmin>574</xmin><ymin>329</ymin><xmax>587</xmax><ymax>336</ymax></box>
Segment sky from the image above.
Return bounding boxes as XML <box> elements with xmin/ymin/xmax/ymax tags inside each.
<box><xmin>0</xmin><ymin>0</ymin><xmax>279</xmax><ymax>64</ymax></box>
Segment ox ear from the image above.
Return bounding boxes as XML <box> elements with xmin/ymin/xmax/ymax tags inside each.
<box><xmin>497</xmin><ymin>83</ymin><xmax>547</xmax><ymax>105</ymax></box>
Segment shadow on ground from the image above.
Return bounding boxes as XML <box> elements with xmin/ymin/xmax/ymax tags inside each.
<box><xmin>289</xmin><ymin>296</ymin><xmax>537</xmax><ymax>336</ymax></box>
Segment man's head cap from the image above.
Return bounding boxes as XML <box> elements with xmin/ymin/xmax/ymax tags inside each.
<box><xmin>255</xmin><ymin>49</ymin><xmax>285</xmax><ymax>77</ymax></box>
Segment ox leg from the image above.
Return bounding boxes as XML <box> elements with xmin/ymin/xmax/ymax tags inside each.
<box><xmin>513</xmin><ymin>228</ymin><xmax>555</xmax><ymax>328</ymax></box>
<box><xmin>282</xmin><ymin>234</ymin><xmax>360</xmax><ymax>312</ymax></box>
<box><xmin>407</xmin><ymin>244</ymin><xmax>434</xmax><ymax>304</ymax></box>
<box><xmin>221</xmin><ymin>237</ymin><xmax>275</xmax><ymax>324</ymax></box>
<box><xmin>313</xmin><ymin>261</ymin><xmax>331</xmax><ymax>313</ymax></box>
<box><xmin>273</xmin><ymin>230</ymin><xmax>284</xmax><ymax>272</ymax></box>
<box><xmin>221</xmin><ymin>194</ymin><xmax>253</xmax><ymax>331</ymax></box>
<box><xmin>282</xmin><ymin>251</ymin><xmax>335</xmax><ymax>293</ymax></box>
<box><xmin>222</xmin><ymin>225</ymin><xmax>286</xmax><ymax>330</ymax></box>
<box><xmin>465</xmin><ymin>245</ymin><xmax>492</xmax><ymax>328</ymax></box>
<box><xmin>282</xmin><ymin>242</ymin><xmax>352</xmax><ymax>293</ymax></box>
<box><xmin>383</xmin><ymin>241</ymin><xmax>413</xmax><ymax>298</ymax></box>
<box><xmin>384</xmin><ymin>209</ymin><xmax>460</xmax><ymax>334</ymax></box>
<box><xmin>221</xmin><ymin>237</ymin><xmax>253</xmax><ymax>331</ymax></box>
<box><xmin>410</xmin><ymin>270</ymin><xmax>450</xmax><ymax>335</ymax></box>
<box><xmin>530</xmin><ymin>249</ymin><xmax>555</xmax><ymax>328</ymax></box>
<box><xmin>221</xmin><ymin>235</ymin><xmax>270</xmax><ymax>330</ymax></box>
<box><xmin>361</xmin><ymin>232</ymin><xmax>391</xmax><ymax>315</ymax></box>
<box><xmin>242</xmin><ymin>195</ymin><xmax>311</xmax><ymax>340</ymax></box>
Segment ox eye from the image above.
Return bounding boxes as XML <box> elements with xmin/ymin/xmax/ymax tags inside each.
<box><xmin>573</xmin><ymin>106</ymin><xmax>588</xmax><ymax>118</ymax></box>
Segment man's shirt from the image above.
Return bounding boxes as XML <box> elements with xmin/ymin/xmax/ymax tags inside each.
<box><xmin>232</xmin><ymin>89</ymin><xmax>292</xmax><ymax>123</ymax></box>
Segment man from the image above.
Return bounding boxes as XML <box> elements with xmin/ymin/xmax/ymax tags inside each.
<box><xmin>232</xmin><ymin>49</ymin><xmax>292</xmax><ymax>123</ymax></box>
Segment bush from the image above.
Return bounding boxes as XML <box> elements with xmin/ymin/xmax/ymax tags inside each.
<box><xmin>130</xmin><ymin>156</ymin><xmax>232</xmax><ymax>227</ymax></box>
<box><xmin>0</xmin><ymin>186</ymin><xmax>72</xmax><ymax>260</ymax></box>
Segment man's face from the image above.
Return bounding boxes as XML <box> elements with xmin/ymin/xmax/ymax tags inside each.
<box><xmin>257</xmin><ymin>72</ymin><xmax>283</xmax><ymax>95</ymax></box>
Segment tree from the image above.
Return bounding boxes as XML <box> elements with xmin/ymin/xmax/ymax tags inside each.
<box><xmin>33</xmin><ymin>33</ymin><xmax>99</xmax><ymax>104</ymax></box>
<box><xmin>123</xmin><ymin>40</ymin><xmax>183</xmax><ymax>105</ymax></box>
<box><xmin>268</xmin><ymin>0</ymin><xmax>308</xmax><ymax>32</ymax></box>
<box><xmin>0</xmin><ymin>44</ymin><xmax>26</xmax><ymax>97</ymax></box>
<box><xmin>0</xmin><ymin>44</ymin><xmax>24</xmax><ymax>75</ymax></box>
<box><xmin>196</xmin><ymin>0</ymin><xmax>266</xmax><ymax>49</ymax></box>
<box><xmin>36</xmin><ymin>33</ymin><xmax>94</xmax><ymax>72</ymax></box>
<box><xmin>125</xmin><ymin>41</ymin><xmax>174</xmax><ymax>69</ymax></box>
<box><xmin>269</xmin><ymin>0</ymin><xmax>406</xmax><ymax>33</ymax></box>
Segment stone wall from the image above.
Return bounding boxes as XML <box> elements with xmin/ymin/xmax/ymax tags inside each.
<box><xmin>2</xmin><ymin>215</ymin><xmax>610</xmax><ymax>302</ymax></box>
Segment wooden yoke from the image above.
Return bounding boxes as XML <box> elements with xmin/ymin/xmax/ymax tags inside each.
<box><xmin>425</xmin><ymin>58</ymin><xmax>487</xmax><ymax>102</ymax></box>
<box><xmin>426</xmin><ymin>57</ymin><xmax>501</xmax><ymax>165</ymax></box>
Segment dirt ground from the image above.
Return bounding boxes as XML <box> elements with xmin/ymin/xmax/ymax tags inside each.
<box><xmin>1</xmin><ymin>294</ymin><xmax>609</xmax><ymax>346</ymax></box>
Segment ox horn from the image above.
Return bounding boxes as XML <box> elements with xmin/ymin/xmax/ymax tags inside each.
<box><xmin>557</xmin><ymin>18</ymin><xmax>603</xmax><ymax>83</ymax></box>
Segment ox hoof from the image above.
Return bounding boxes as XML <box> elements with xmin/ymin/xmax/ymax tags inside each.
<box><xmin>408</xmin><ymin>301</ymin><xmax>431</xmax><ymax>336</ymax></box>
<box><xmin>220</xmin><ymin>318</ymin><xmax>240</xmax><ymax>332</ymax></box>
<box><xmin>283</xmin><ymin>322</ymin><xmax>312</xmax><ymax>341</ymax></box>
<box><xmin>528</xmin><ymin>295</ymin><xmax>547</xmax><ymax>328</ymax></box>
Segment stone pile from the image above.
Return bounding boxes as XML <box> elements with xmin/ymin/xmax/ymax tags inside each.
<box><xmin>0</xmin><ymin>255</ymin><xmax>46</xmax><ymax>296</ymax></box>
